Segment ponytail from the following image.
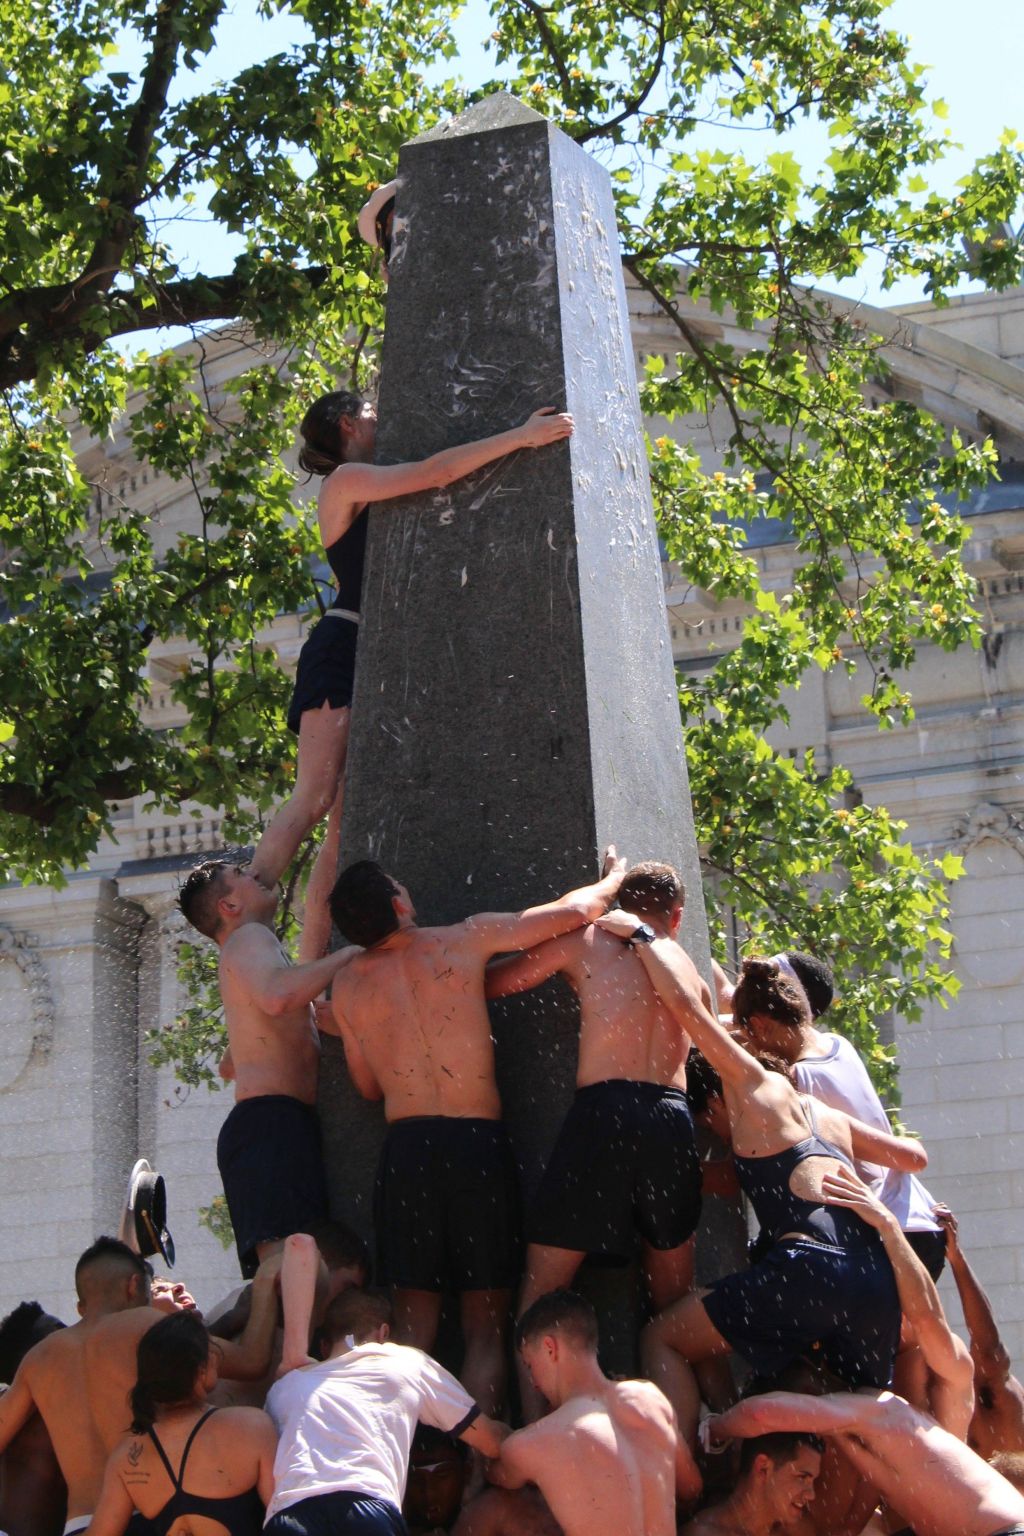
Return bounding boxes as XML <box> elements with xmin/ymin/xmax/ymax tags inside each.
<box><xmin>732</xmin><ymin>956</ymin><xmax>811</xmax><ymax>1032</ymax></box>
<box><xmin>298</xmin><ymin>390</ymin><xmax>363</xmax><ymax>478</ymax></box>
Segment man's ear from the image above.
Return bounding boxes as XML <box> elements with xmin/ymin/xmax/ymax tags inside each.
<box><xmin>378</xmin><ymin>1322</ymin><xmax>391</xmax><ymax>1343</ymax></box>
<box><xmin>669</xmin><ymin>904</ymin><xmax>684</xmax><ymax>936</ymax></box>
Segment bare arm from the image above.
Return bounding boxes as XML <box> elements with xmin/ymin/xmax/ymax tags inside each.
<box><xmin>711</xmin><ymin>958</ymin><xmax>735</xmax><ymax>1014</ymax></box>
<box><xmin>85</xmin><ymin>1447</ymin><xmax>136</xmax><ymax>1536</ymax></box>
<box><xmin>823</xmin><ymin>1167</ymin><xmax>974</xmax><ymax>1437</ymax></box>
<box><xmin>215</xmin><ymin>1254</ymin><xmax>282</xmax><ymax>1380</ymax></box>
<box><xmin>0</xmin><ymin>1368</ymin><xmax>35</xmax><ymax>1454</ymax></box>
<box><xmin>327</xmin><ymin>994</ymin><xmax>384</xmax><ymax>1101</ymax></box>
<box><xmin>463</xmin><ymin>847</ymin><xmax>625</xmax><ymax>961</ymax></box>
<box><xmin>319</xmin><ymin>408</ymin><xmax>573</xmax><ymax>542</ymax></box>
<box><xmin>710</xmin><ymin>1390</ymin><xmax>876</xmax><ymax>1445</ymax></box>
<box><xmin>597</xmin><ymin>918</ymin><xmax>762</xmax><ymax>1092</ymax></box>
<box><xmin>844</xmin><ymin>1111</ymin><xmax>927</xmax><ymax>1173</ymax></box>
<box><xmin>676</xmin><ymin>1427</ymin><xmax>703</xmax><ymax>1505</ymax></box>
<box><xmin>937</xmin><ymin>1207</ymin><xmax>1013</xmax><ymax>1387</ymax></box>
<box><xmin>485</xmin><ymin>931</ymin><xmax>580</xmax><ymax>1000</ymax></box>
<box><xmin>223</xmin><ymin>925</ymin><xmax>361</xmax><ymax>1017</ymax></box>
<box><xmin>460</xmin><ymin>1414</ymin><xmax>510</xmax><ymax>1459</ymax></box>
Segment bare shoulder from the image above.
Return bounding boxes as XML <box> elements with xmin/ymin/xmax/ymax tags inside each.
<box><xmin>612</xmin><ymin>1377</ymin><xmax>675</xmax><ymax>1426</ymax></box>
<box><xmin>217</xmin><ymin>1405</ymin><xmax>277</xmax><ymax>1439</ymax></box>
<box><xmin>222</xmin><ymin>923</ymin><xmax>279</xmax><ymax>965</ymax></box>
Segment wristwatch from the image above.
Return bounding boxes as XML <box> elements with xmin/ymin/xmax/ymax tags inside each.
<box><xmin>625</xmin><ymin>922</ymin><xmax>656</xmax><ymax>948</ymax></box>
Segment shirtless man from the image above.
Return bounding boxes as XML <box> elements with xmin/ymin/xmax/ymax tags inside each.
<box><xmin>937</xmin><ymin>1206</ymin><xmax>1024</xmax><ymax>1457</ymax></box>
<box><xmin>488</xmin><ymin>1289</ymin><xmax>701</xmax><ymax>1535</ymax></box>
<box><xmin>681</xmin><ymin>1430</ymin><xmax>823</xmax><ymax>1536</ymax></box>
<box><xmin>0</xmin><ymin>1302</ymin><xmax>66</xmax><ymax>1536</ymax></box>
<box><xmin>179</xmin><ymin>856</ymin><xmax>359</xmax><ymax>1360</ymax></box>
<box><xmin>486</xmin><ymin>861</ymin><xmax>706</xmax><ymax>1415</ymax></box>
<box><xmin>326</xmin><ymin>850</ymin><xmax>624</xmax><ymax>1411</ymax></box>
<box><xmin>0</xmin><ymin>1237</ymin><xmax>279</xmax><ymax>1533</ymax></box>
<box><xmin>705</xmin><ymin>1389</ymin><xmax>1024</xmax><ymax>1536</ymax></box>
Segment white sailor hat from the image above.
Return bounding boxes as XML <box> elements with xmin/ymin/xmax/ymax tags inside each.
<box><xmin>118</xmin><ymin>1158</ymin><xmax>176</xmax><ymax>1269</ymax></box>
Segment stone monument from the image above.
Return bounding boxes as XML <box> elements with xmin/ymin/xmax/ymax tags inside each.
<box><xmin>320</xmin><ymin>94</ymin><xmax>735</xmax><ymax>1368</ymax></box>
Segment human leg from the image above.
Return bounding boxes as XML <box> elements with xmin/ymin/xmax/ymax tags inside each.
<box><xmin>461</xmin><ymin>1288</ymin><xmax>513</xmax><ymax>1415</ymax></box>
<box><xmin>298</xmin><ymin>786</ymin><xmax>344</xmax><ymax>964</ymax></box>
<box><xmin>251</xmin><ymin>702</ymin><xmax>350</xmax><ymax>889</ymax></box>
<box><xmin>391</xmin><ymin>1288</ymin><xmax>443</xmax><ymax>1353</ymax></box>
<box><xmin>643</xmin><ymin>1236</ymin><xmax>694</xmax><ymax>1312</ymax></box>
<box><xmin>641</xmin><ymin>1292</ymin><xmax>731</xmax><ymax>1447</ymax></box>
<box><xmin>276</xmin><ymin>1231</ymin><xmax>329</xmax><ymax>1374</ymax></box>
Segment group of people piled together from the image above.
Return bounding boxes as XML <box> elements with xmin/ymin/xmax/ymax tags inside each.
<box><xmin>2</xmin><ymin>852</ymin><xmax>1024</xmax><ymax>1536</ymax></box>
<box><xmin>2</xmin><ymin>203</ymin><xmax>1023</xmax><ymax>1535</ymax></box>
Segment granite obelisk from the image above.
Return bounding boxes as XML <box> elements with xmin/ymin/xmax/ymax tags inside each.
<box><xmin>319</xmin><ymin>95</ymin><xmax>736</xmax><ymax>1367</ymax></box>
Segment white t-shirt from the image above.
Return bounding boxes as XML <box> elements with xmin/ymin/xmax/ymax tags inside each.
<box><xmin>265</xmin><ymin>1340</ymin><xmax>478</xmax><ymax>1521</ymax></box>
<box><xmin>792</xmin><ymin>1032</ymin><xmax>939</xmax><ymax>1233</ymax></box>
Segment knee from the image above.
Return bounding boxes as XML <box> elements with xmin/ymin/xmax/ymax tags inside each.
<box><xmin>283</xmin><ymin>1231</ymin><xmax>318</xmax><ymax>1267</ymax></box>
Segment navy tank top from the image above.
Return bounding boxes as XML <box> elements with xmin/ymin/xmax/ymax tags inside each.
<box><xmin>130</xmin><ymin>1409</ymin><xmax>264</xmax><ymax>1536</ymax></box>
<box><xmin>325</xmin><ymin>507</ymin><xmax>368</xmax><ymax>614</ymax></box>
<box><xmin>733</xmin><ymin>1097</ymin><xmax>878</xmax><ymax>1250</ymax></box>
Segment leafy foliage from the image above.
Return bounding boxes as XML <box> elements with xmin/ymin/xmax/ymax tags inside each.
<box><xmin>2</xmin><ymin>0</ymin><xmax>1022</xmax><ymax>1089</ymax></box>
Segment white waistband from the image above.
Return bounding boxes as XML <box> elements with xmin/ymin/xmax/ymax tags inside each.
<box><xmin>64</xmin><ymin>1519</ymin><xmax>92</xmax><ymax>1535</ymax></box>
<box><xmin>325</xmin><ymin>607</ymin><xmax>360</xmax><ymax>624</ymax></box>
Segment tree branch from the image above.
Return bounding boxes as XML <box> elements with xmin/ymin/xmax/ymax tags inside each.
<box><xmin>0</xmin><ymin>265</ymin><xmax>329</xmax><ymax>389</ymax></box>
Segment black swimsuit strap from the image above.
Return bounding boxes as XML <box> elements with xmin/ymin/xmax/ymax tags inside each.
<box><xmin>149</xmin><ymin>1408</ymin><xmax>218</xmax><ymax>1492</ymax></box>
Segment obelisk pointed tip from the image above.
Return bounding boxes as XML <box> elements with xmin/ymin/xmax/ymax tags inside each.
<box><xmin>410</xmin><ymin>92</ymin><xmax>548</xmax><ymax>145</ymax></box>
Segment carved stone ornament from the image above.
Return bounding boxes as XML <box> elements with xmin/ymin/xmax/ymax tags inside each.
<box><xmin>0</xmin><ymin>924</ymin><xmax>56</xmax><ymax>1093</ymax></box>
<box><xmin>950</xmin><ymin>801</ymin><xmax>1024</xmax><ymax>857</ymax></box>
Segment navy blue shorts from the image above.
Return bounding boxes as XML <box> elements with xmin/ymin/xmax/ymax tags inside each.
<box><xmin>217</xmin><ymin>1095</ymin><xmax>329</xmax><ymax>1277</ymax></box>
<box><xmin>529</xmin><ymin>1079</ymin><xmax>702</xmax><ymax>1261</ymax></box>
<box><xmin>906</xmin><ymin>1227</ymin><xmax>946</xmax><ymax>1282</ymax></box>
<box><xmin>703</xmin><ymin>1237</ymin><xmax>900</xmax><ymax>1388</ymax></box>
<box><xmin>375</xmin><ymin>1118</ymin><xmax>520</xmax><ymax>1292</ymax></box>
<box><xmin>266</xmin><ymin>1493</ymin><xmax>407</xmax><ymax>1536</ymax></box>
<box><xmin>287</xmin><ymin>611</ymin><xmax>358</xmax><ymax>734</ymax></box>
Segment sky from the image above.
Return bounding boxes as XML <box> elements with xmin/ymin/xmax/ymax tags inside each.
<box><xmin>112</xmin><ymin>0</ymin><xmax>1024</xmax><ymax>327</ymax></box>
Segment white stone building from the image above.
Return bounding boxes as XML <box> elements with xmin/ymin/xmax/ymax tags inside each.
<box><xmin>2</xmin><ymin>285</ymin><xmax>1023</xmax><ymax>1355</ymax></box>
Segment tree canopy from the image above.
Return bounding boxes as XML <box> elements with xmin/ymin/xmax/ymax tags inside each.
<box><xmin>3</xmin><ymin>0</ymin><xmax>1023</xmax><ymax>1090</ymax></box>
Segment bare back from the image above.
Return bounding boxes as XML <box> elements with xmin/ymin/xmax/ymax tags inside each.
<box><xmin>838</xmin><ymin>1398</ymin><xmax>1024</xmax><ymax>1536</ymax></box>
<box><xmin>562</xmin><ymin>927</ymin><xmax>698</xmax><ymax>1088</ymax></box>
<box><xmin>18</xmin><ymin>1324</ymin><xmax>114</xmax><ymax>1519</ymax></box>
<box><xmin>220</xmin><ymin>924</ymin><xmax>321</xmax><ymax>1104</ymax></box>
<box><xmin>511</xmin><ymin>1381</ymin><xmax>677</xmax><ymax>1536</ymax></box>
<box><xmin>101</xmin><ymin>1407</ymin><xmax>274</xmax><ymax>1531</ymax></box>
<box><xmin>335</xmin><ymin>925</ymin><xmax>502</xmax><ymax>1120</ymax></box>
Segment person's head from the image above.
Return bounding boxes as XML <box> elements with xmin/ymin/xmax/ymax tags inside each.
<box><xmin>403</xmin><ymin>1426</ymin><xmax>469</xmax><ymax>1531</ymax></box>
<box><xmin>329</xmin><ymin>860</ymin><xmax>413</xmax><ymax>948</ymax></box>
<box><xmin>617</xmin><ymin>862</ymin><xmax>685</xmax><ymax>935</ymax></box>
<box><xmin>320</xmin><ymin>1287</ymin><xmax>392</xmax><ymax>1355</ymax></box>
<box><xmin>312</xmin><ymin>1220</ymin><xmax>370</xmax><ymax>1303</ymax></box>
<box><xmin>178</xmin><ymin>859</ymin><xmax>277</xmax><ymax>941</ymax></box>
<box><xmin>736</xmin><ymin>1432</ymin><xmax>823</xmax><ymax>1524</ymax></box>
<box><xmin>685</xmin><ymin>1049</ymin><xmax>730</xmax><ymax>1143</ymax></box>
<box><xmin>298</xmin><ymin>391</ymin><xmax>375</xmax><ymax>477</ymax></box>
<box><xmin>991</xmin><ymin>1451</ymin><xmax>1024</xmax><ymax>1495</ymax></box>
<box><xmin>782</xmin><ymin>953</ymin><xmax>834</xmax><ymax>1020</ymax></box>
<box><xmin>732</xmin><ymin>956</ymin><xmax>812</xmax><ymax>1062</ymax></box>
<box><xmin>129</xmin><ymin>1310</ymin><xmax>215</xmax><ymax>1432</ymax></box>
<box><xmin>0</xmin><ymin>1301</ymin><xmax>64</xmax><ymax>1384</ymax></box>
<box><xmin>516</xmin><ymin>1290</ymin><xmax>599</xmax><ymax>1406</ymax></box>
<box><xmin>74</xmin><ymin>1237</ymin><xmax>151</xmax><ymax>1315</ymax></box>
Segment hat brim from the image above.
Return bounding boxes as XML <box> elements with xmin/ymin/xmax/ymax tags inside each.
<box><xmin>357</xmin><ymin>179</ymin><xmax>398</xmax><ymax>249</ymax></box>
<box><xmin>121</xmin><ymin>1158</ymin><xmax>176</xmax><ymax>1268</ymax></box>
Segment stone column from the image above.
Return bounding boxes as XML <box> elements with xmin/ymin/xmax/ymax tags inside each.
<box><xmin>323</xmin><ymin>94</ymin><xmax>736</xmax><ymax>1365</ymax></box>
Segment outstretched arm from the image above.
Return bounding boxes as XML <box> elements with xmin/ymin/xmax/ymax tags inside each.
<box><xmin>597</xmin><ymin>916</ymin><xmax>762</xmax><ymax>1092</ymax></box>
<box><xmin>216</xmin><ymin>1252</ymin><xmax>282</xmax><ymax>1380</ymax></box>
<box><xmin>709</xmin><ymin>1390</ymin><xmax>881</xmax><ymax>1446</ymax></box>
<box><xmin>223</xmin><ymin>924</ymin><xmax>360</xmax><ymax>1018</ymax></box>
<box><xmin>319</xmin><ymin>408</ymin><xmax>574</xmax><ymax>542</ymax></box>
<box><xmin>937</xmin><ymin>1206</ymin><xmax>1013</xmax><ymax>1390</ymax></box>
<box><xmin>463</xmin><ymin>846</ymin><xmax>625</xmax><ymax>961</ymax></box>
<box><xmin>823</xmin><ymin>1167</ymin><xmax>973</xmax><ymax>1437</ymax></box>
<box><xmin>485</xmin><ymin>931</ymin><xmax>579</xmax><ymax>999</ymax></box>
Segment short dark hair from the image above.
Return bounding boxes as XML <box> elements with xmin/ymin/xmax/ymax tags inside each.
<box><xmin>130</xmin><ymin>1310</ymin><xmax>211</xmax><ymax>1432</ymax></box>
<box><xmin>617</xmin><ymin>862</ymin><xmax>684</xmax><ymax>921</ymax></box>
<box><xmin>329</xmin><ymin>860</ymin><xmax>400</xmax><ymax>948</ymax></box>
<box><xmin>516</xmin><ymin>1290</ymin><xmax>599</xmax><ymax>1353</ymax></box>
<box><xmin>785</xmin><ymin>952</ymin><xmax>835</xmax><ymax>1020</ymax></box>
<box><xmin>732</xmin><ymin>956</ymin><xmax>811</xmax><ymax>1033</ymax></box>
<box><xmin>684</xmin><ymin>1048</ymin><xmax>723</xmax><ymax>1117</ymax></box>
<box><xmin>313</xmin><ymin>1219</ymin><xmax>370</xmax><ymax>1277</ymax></box>
<box><xmin>74</xmin><ymin>1236</ymin><xmax>149</xmax><ymax>1301</ymax></box>
<box><xmin>738</xmin><ymin>1430</ymin><xmax>824</xmax><ymax>1478</ymax></box>
<box><xmin>321</xmin><ymin>1287</ymin><xmax>392</xmax><ymax>1349</ymax></box>
<box><xmin>178</xmin><ymin>859</ymin><xmax>232</xmax><ymax>939</ymax></box>
<box><xmin>991</xmin><ymin>1451</ymin><xmax>1024</xmax><ymax>1494</ymax></box>
<box><xmin>298</xmin><ymin>391</ymin><xmax>364</xmax><ymax>478</ymax></box>
<box><xmin>0</xmin><ymin>1302</ymin><xmax>64</xmax><ymax>1383</ymax></box>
